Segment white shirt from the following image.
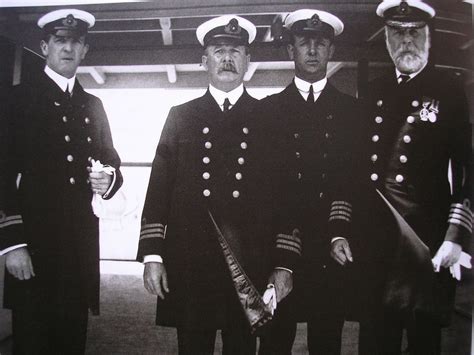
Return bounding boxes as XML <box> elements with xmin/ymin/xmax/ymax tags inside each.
<box><xmin>294</xmin><ymin>76</ymin><xmax>327</xmax><ymax>102</ymax></box>
<box><xmin>209</xmin><ymin>83</ymin><xmax>244</xmax><ymax>111</ymax></box>
<box><xmin>395</xmin><ymin>62</ymin><xmax>427</xmax><ymax>84</ymax></box>
<box><xmin>44</xmin><ymin>65</ymin><xmax>76</xmax><ymax>94</ymax></box>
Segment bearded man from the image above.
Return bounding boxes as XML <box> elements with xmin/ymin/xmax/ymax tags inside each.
<box><xmin>333</xmin><ymin>1</ymin><xmax>472</xmax><ymax>354</ymax></box>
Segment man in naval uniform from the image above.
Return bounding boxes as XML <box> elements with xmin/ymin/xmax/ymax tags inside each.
<box><xmin>0</xmin><ymin>9</ymin><xmax>122</xmax><ymax>354</ymax></box>
<box><xmin>137</xmin><ymin>15</ymin><xmax>300</xmax><ymax>355</ymax></box>
<box><xmin>335</xmin><ymin>1</ymin><xmax>472</xmax><ymax>353</ymax></box>
<box><xmin>257</xmin><ymin>9</ymin><xmax>363</xmax><ymax>354</ymax></box>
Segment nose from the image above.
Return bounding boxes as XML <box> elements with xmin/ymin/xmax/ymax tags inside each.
<box><xmin>308</xmin><ymin>40</ymin><xmax>317</xmax><ymax>55</ymax></box>
<box><xmin>63</xmin><ymin>40</ymin><xmax>73</xmax><ymax>52</ymax></box>
<box><xmin>222</xmin><ymin>51</ymin><xmax>232</xmax><ymax>62</ymax></box>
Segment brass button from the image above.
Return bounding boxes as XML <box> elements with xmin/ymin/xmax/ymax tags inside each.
<box><xmin>297</xmin><ymin>172</ymin><xmax>302</xmax><ymax>180</ymax></box>
<box><xmin>371</xmin><ymin>154</ymin><xmax>378</xmax><ymax>162</ymax></box>
<box><xmin>203</xmin><ymin>157</ymin><xmax>210</xmax><ymax>164</ymax></box>
<box><xmin>67</xmin><ymin>155</ymin><xmax>74</xmax><ymax>162</ymax></box>
<box><xmin>202</xmin><ymin>172</ymin><xmax>210</xmax><ymax>180</ymax></box>
<box><xmin>294</xmin><ymin>133</ymin><xmax>300</xmax><ymax>139</ymax></box>
<box><xmin>242</xmin><ymin>127</ymin><xmax>249</xmax><ymax>134</ymax></box>
<box><xmin>371</xmin><ymin>173</ymin><xmax>378</xmax><ymax>181</ymax></box>
<box><xmin>238</xmin><ymin>157</ymin><xmax>245</xmax><ymax>165</ymax></box>
<box><xmin>377</xmin><ymin>100</ymin><xmax>383</xmax><ymax>107</ymax></box>
<box><xmin>412</xmin><ymin>100</ymin><xmax>419</xmax><ymax>108</ymax></box>
<box><xmin>296</xmin><ymin>152</ymin><xmax>301</xmax><ymax>158</ymax></box>
<box><xmin>232</xmin><ymin>190</ymin><xmax>240</xmax><ymax>198</ymax></box>
<box><xmin>403</xmin><ymin>135</ymin><xmax>411</xmax><ymax>143</ymax></box>
<box><xmin>240</xmin><ymin>142</ymin><xmax>248</xmax><ymax>149</ymax></box>
<box><xmin>235</xmin><ymin>173</ymin><xmax>242</xmax><ymax>180</ymax></box>
<box><xmin>400</xmin><ymin>155</ymin><xmax>408</xmax><ymax>163</ymax></box>
<box><xmin>319</xmin><ymin>192</ymin><xmax>324</xmax><ymax>199</ymax></box>
<box><xmin>375</xmin><ymin>116</ymin><xmax>383</xmax><ymax>124</ymax></box>
<box><xmin>84</xmin><ymin>117</ymin><xmax>90</xmax><ymax>124</ymax></box>
<box><xmin>395</xmin><ymin>174</ymin><xmax>404</xmax><ymax>183</ymax></box>
<box><xmin>87</xmin><ymin>137</ymin><xmax>92</xmax><ymax>143</ymax></box>
<box><xmin>62</xmin><ymin>116</ymin><xmax>68</xmax><ymax>123</ymax></box>
<box><xmin>202</xmin><ymin>127</ymin><xmax>210</xmax><ymax>134</ymax></box>
<box><xmin>372</xmin><ymin>135</ymin><xmax>380</xmax><ymax>142</ymax></box>
<box><xmin>203</xmin><ymin>189</ymin><xmax>211</xmax><ymax>197</ymax></box>
<box><xmin>407</xmin><ymin>116</ymin><xmax>415</xmax><ymax>124</ymax></box>
<box><xmin>205</xmin><ymin>141</ymin><xmax>212</xmax><ymax>149</ymax></box>
<box><xmin>64</xmin><ymin>135</ymin><xmax>71</xmax><ymax>142</ymax></box>
<box><xmin>69</xmin><ymin>177</ymin><xmax>76</xmax><ymax>184</ymax></box>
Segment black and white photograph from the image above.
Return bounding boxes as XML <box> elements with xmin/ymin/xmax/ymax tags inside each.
<box><xmin>0</xmin><ymin>0</ymin><xmax>472</xmax><ymax>354</ymax></box>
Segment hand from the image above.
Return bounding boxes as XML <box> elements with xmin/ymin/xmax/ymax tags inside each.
<box><xmin>433</xmin><ymin>241</ymin><xmax>462</xmax><ymax>269</ymax></box>
<box><xmin>88</xmin><ymin>170</ymin><xmax>112</xmax><ymax>195</ymax></box>
<box><xmin>268</xmin><ymin>268</ymin><xmax>293</xmax><ymax>303</ymax></box>
<box><xmin>5</xmin><ymin>247</ymin><xmax>35</xmax><ymax>280</ymax></box>
<box><xmin>143</xmin><ymin>262</ymin><xmax>169</xmax><ymax>299</ymax></box>
<box><xmin>330</xmin><ymin>238</ymin><xmax>353</xmax><ymax>266</ymax></box>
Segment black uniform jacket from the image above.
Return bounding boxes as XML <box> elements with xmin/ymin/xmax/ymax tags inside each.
<box><xmin>137</xmin><ymin>90</ymin><xmax>300</xmax><ymax>329</ymax></box>
<box><xmin>259</xmin><ymin>81</ymin><xmax>364</xmax><ymax>320</ymax></box>
<box><xmin>1</xmin><ymin>72</ymin><xmax>122</xmax><ymax>314</ymax></box>
<box><xmin>352</xmin><ymin>66</ymin><xmax>472</xmax><ymax>324</ymax></box>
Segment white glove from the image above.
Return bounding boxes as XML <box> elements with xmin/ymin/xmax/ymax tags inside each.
<box><xmin>90</xmin><ymin>159</ymin><xmax>115</xmax><ymax>217</ymax></box>
<box><xmin>432</xmin><ymin>243</ymin><xmax>471</xmax><ymax>281</ymax></box>
<box><xmin>262</xmin><ymin>284</ymin><xmax>277</xmax><ymax>315</ymax></box>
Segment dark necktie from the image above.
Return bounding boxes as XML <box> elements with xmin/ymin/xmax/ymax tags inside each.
<box><xmin>65</xmin><ymin>84</ymin><xmax>72</xmax><ymax>99</ymax></box>
<box><xmin>223</xmin><ymin>98</ymin><xmax>231</xmax><ymax>112</ymax></box>
<box><xmin>307</xmin><ymin>84</ymin><xmax>314</xmax><ymax>103</ymax></box>
<box><xmin>398</xmin><ymin>74</ymin><xmax>410</xmax><ymax>85</ymax></box>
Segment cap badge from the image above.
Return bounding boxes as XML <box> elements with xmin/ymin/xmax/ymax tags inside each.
<box><xmin>307</xmin><ymin>14</ymin><xmax>321</xmax><ymax>29</ymax></box>
<box><xmin>225</xmin><ymin>18</ymin><xmax>241</xmax><ymax>35</ymax></box>
<box><xmin>63</xmin><ymin>14</ymin><xmax>78</xmax><ymax>27</ymax></box>
<box><xmin>397</xmin><ymin>1</ymin><xmax>411</xmax><ymax>15</ymax></box>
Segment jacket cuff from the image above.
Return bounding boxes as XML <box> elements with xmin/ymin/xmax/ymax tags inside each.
<box><xmin>0</xmin><ymin>214</ymin><xmax>26</xmax><ymax>251</ymax></box>
<box><xmin>328</xmin><ymin>200</ymin><xmax>352</xmax><ymax>238</ymax></box>
<box><xmin>136</xmin><ymin>222</ymin><xmax>166</xmax><ymax>262</ymax></box>
<box><xmin>445</xmin><ymin>223</ymin><xmax>470</xmax><ymax>251</ymax></box>
<box><xmin>447</xmin><ymin>202</ymin><xmax>472</xmax><ymax>235</ymax></box>
<box><xmin>103</xmin><ymin>169</ymin><xmax>123</xmax><ymax>200</ymax></box>
<box><xmin>274</xmin><ymin>228</ymin><xmax>302</xmax><ymax>271</ymax></box>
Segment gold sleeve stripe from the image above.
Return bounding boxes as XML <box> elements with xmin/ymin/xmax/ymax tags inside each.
<box><xmin>277</xmin><ymin>233</ymin><xmax>302</xmax><ymax>244</ymax></box>
<box><xmin>329</xmin><ymin>215</ymin><xmax>351</xmax><ymax>223</ymax></box>
<box><xmin>0</xmin><ymin>215</ymin><xmax>23</xmax><ymax>228</ymax></box>
<box><xmin>139</xmin><ymin>233</ymin><xmax>165</xmax><ymax>241</ymax></box>
<box><xmin>277</xmin><ymin>239</ymin><xmax>302</xmax><ymax>252</ymax></box>
<box><xmin>276</xmin><ymin>244</ymin><xmax>302</xmax><ymax>256</ymax></box>
<box><xmin>448</xmin><ymin>219</ymin><xmax>472</xmax><ymax>234</ymax></box>
<box><xmin>331</xmin><ymin>201</ymin><xmax>352</xmax><ymax>208</ymax></box>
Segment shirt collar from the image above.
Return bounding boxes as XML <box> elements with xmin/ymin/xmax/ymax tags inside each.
<box><xmin>209</xmin><ymin>84</ymin><xmax>244</xmax><ymax>108</ymax></box>
<box><xmin>395</xmin><ymin>62</ymin><xmax>427</xmax><ymax>83</ymax></box>
<box><xmin>44</xmin><ymin>65</ymin><xmax>76</xmax><ymax>93</ymax></box>
<box><xmin>294</xmin><ymin>76</ymin><xmax>327</xmax><ymax>101</ymax></box>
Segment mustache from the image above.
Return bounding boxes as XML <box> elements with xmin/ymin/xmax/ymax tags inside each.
<box><xmin>219</xmin><ymin>62</ymin><xmax>237</xmax><ymax>73</ymax></box>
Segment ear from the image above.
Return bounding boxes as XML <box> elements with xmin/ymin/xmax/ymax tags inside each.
<box><xmin>201</xmin><ymin>54</ymin><xmax>208</xmax><ymax>70</ymax></box>
<box><xmin>81</xmin><ymin>43</ymin><xmax>89</xmax><ymax>60</ymax></box>
<box><xmin>328</xmin><ymin>43</ymin><xmax>335</xmax><ymax>60</ymax></box>
<box><xmin>40</xmin><ymin>40</ymin><xmax>49</xmax><ymax>57</ymax></box>
<box><xmin>287</xmin><ymin>43</ymin><xmax>294</xmax><ymax>60</ymax></box>
<box><xmin>245</xmin><ymin>53</ymin><xmax>251</xmax><ymax>71</ymax></box>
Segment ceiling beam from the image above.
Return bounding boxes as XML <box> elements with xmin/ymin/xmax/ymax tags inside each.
<box><xmin>166</xmin><ymin>64</ymin><xmax>177</xmax><ymax>83</ymax></box>
<box><xmin>327</xmin><ymin>62</ymin><xmax>345</xmax><ymax>78</ymax></box>
<box><xmin>159</xmin><ymin>17</ymin><xmax>173</xmax><ymax>45</ymax></box>
<box><xmin>244</xmin><ymin>62</ymin><xmax>259</xmax><ymax>81</ymax></box>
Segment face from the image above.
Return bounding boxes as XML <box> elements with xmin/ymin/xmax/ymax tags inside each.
<box><xmin>287</xmin><ymin>34</ymin><xmax>334</xmax><ymax>83</ymax></box>
<box><xmin>202</xmin><ymin>43</ymin><xmax>250</xmax><ymax>92</ymax></box>
<box><xmin>385</xmin><ymin>25</ymin><xmax>430</xmax><ymax>74</ymax></box>
<box><xmin>40</xmin><ymin>34</ymin><xmax>89</xmax><ymax>78</ymax></box>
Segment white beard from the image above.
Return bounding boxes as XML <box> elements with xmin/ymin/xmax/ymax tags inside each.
<box><xmin>386</xmin><ymin>29</ymin><xmax>430</xmax><ymax>74</ymax></box>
